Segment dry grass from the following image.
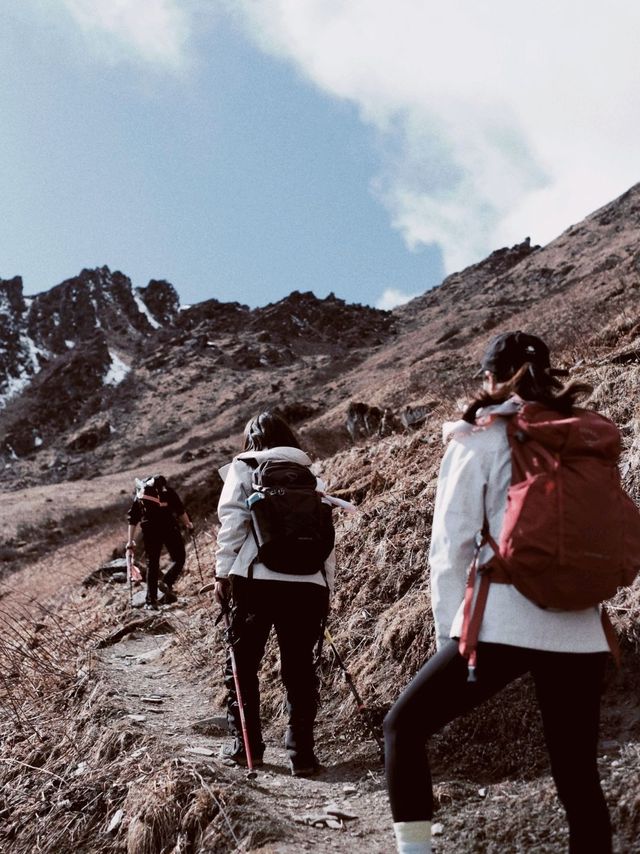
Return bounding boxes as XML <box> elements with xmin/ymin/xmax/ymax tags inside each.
<box><xmin>0</xmin><ymin>576</ymin><xmax>267</xmax><ymax>854</ymax></box>
<box><xmin>2</xmin><ymin>329</ymin><xmax>640</xmax><ymax>852</ymax></box>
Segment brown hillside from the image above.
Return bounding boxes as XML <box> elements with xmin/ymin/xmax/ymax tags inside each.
<box><xmin>1</xmin><ymin>184</ymin><xmax>640</xmax><ymax>852</ymax></box>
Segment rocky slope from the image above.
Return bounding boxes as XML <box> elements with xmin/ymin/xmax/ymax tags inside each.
<box><xmin>3</xmin><ymin>182</ymin><xmax>640</xmax><ymax>491</ymax></box>
<box><xmin>1</xmin><ymin>181</ymin><xmax>640</xmax><ymax>853</ymax></box>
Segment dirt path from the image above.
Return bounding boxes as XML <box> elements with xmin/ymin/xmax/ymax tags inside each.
<box><xmin>97</xmin><ymin>603</ymin><xmax>397</xmax><ymax>853</ymax></box>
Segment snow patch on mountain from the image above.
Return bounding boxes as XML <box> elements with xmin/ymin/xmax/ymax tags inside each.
<box><xmin>134</xmin><ymin>292</ymin><xmax>161</xmax><ymax>329</ymax></box>
<box><xmin>104</xmin><ymin>350</ymin><xmax>130</xmax><ymax>386</ymax></box>
<box><xmin>0</xmin><ymin>334</ymin><xmax>48</xmax><ymax>408</ymax></box>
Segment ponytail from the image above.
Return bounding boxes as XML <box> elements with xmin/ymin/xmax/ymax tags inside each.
<box><xmin>463</xmin><ymin>363</ymin><xmax>592</xmax><ymax>425</ymax></box>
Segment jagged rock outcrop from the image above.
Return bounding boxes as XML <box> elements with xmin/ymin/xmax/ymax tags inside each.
<box><xmin>0</xmin><ymin>267</ymin><xmax>177</xmax><ymax>408</ymax></box>
<box><xmin>175</xmin><ymin>298</ymin><xmax>250</xmax><ymax>335</ymax></box>
<box><xmin>0</xmin><ymin>276</ymin><xmax>27</xmax><ymax>365</ymax></box>
<box><xmin>0</xmin><ymin>335</ymin><xmax>115</xmax><ymax>457</ymax></box>
<box><xmin>66</xmin><ymin>417</ymin><xmax>113</xmax><ymax>453</ymax></box>
<box><xmin>136</xmin><ymin>279</ymin><xmax>180</xmax><ymax>327</ymax></box>
<box><xmin>27</xmin><ymin>267</ymin><xmax>151</xmax><ymax>355</ymax></box>
<box><xmin>0</xmin><ymin>276</ymin><xmax>41</xmax><ymax>404</ymax></box>
<box><xmin>346</xmin><ymin>401</ymin><xmax>432</xmax><ymax>441</ymax></box>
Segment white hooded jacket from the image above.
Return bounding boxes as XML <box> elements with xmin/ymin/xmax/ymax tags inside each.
<box><xmin>429</xmin><ymin>399</ymin><xmax>608</xmax><ymax>653</ymax></box>
<box><xmin>215</xmin><ymin>446</ymin><xmax>335</xmax><ymax>592</ymax></box>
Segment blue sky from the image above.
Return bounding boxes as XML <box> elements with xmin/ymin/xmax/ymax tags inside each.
<box><xmin>3</xmin><ymin>2</ymin><xmax>640</xmax><ymax>310</ymax></box>
<box><xmin>2</xmin><ymin>4</ymin><xmax>442</xmax><ymax>309</ymax></box>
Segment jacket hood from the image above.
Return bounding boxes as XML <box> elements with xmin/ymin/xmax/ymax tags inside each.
<box><xmin>236</xmin><ymin>446</ymin><xmax>312</xmax><ymax>465</ymax></box>
<box><xmin>443</xmin><ymin>397</ymin><xmax>521</xmax><ymax>443</ymax></box>
<box><xmin>219</xmin><ymin>446</ymin><xmax>313</xmax><ymax>481</ymax></box>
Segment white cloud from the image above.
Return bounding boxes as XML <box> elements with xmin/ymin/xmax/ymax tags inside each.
<box><xmin>228</xmin><ymin>0</ymin><xmax>640</xmax><ymax>272</ymax></box>
<box><xmin>60</xmin><ymin>0</ymin><xmax>192</xmax><ymax>69</ymax></box>
<box><xmin>376</xmin><ymin>287</ymin><xmax>420</xmax><ymax>311</ymax></box>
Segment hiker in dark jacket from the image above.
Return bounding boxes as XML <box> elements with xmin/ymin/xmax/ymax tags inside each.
<box><xmin>126</xmin><ymin>475</ymin><xmax>193</xmax><ymax>610</ymax></box>
<box><xmin>212</xmin><ymin>411</ymin><xmax>334</xmax><ymax>776</ymax></box>
<box><xmin>384</xmin><ymin>332</ymin><xmax>613</xmax><ymax>854</ymax></box>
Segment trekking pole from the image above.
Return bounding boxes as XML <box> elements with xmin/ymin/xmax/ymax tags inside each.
<box><xmin>324</xmin><ymin>628</ymin><xmax>365</xmax><ymax>711</ymax></box>
<box><xmin>222</xmin><ymin>607</ymin><xmax>257</xmax><ymax>780</ymax></box>
<box><xmin>190</xmin><ymin>530</ymin><xmax>205</xmax><ymax>585</ymax></box>
<box><xmin>125</xmin><ymin>548</ymin><xmax>134</xmax><ymax>608</ymax></box>
<box><xmin>324</xmin><ymin>627</ymin><xmax>384</xmax><ymax>755</ymax></box>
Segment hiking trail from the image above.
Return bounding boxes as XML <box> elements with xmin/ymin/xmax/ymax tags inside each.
<box><xmin>97</xmin><ymin>601</ymin><xmax>397</xmax><ymax>853</ymax></box>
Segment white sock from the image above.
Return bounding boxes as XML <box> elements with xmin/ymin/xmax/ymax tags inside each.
<box><xmin>393</xmin><ymin>820</ymin><xmax>432</xmax><ymax>854</ymax></box>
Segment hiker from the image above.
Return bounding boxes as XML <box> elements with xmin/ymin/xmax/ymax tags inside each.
<box><xmin>385</xmin><ymin>332</ymin><xmax>614</xmax><ymax>854</ymax></box>
<box><xmin>212</xmin><ymin>411</ymin><xmax>335</xmax><ymax>776</ymax></box>
<box><xmin>126</xmin><ymin>474</ymin><xmax>193</xmax><ymax>610</ymax></box>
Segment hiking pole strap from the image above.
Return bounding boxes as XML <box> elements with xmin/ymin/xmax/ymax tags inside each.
<box><xmin>458</xmin><ymin>535</ymin><xmax>492</xmax><ymax>683</ymax></box>
<box><xmin>600</xmin><ymin>606</ymin><xmax>621</xmax><ymax>668</ymax></box>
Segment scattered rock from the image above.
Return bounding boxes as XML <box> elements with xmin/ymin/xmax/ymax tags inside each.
<box><xmin>82</xmin><ymin>557</ymin><xmax>130</xmax><ymax>588</ymax></box>
<box><xmin>190</xmin><ymin>716</ymin><xmax>228</xmax><ymax>736</ymax></box>
<box><xmin>66</xmin><ymin>418</ymin><xmax>111</xmax><ymax>453</ymax></box>
<box><xmin>131</xmin><ymin>587</ymin><xmax>169</xmax><ymax>609</ymax></box>
<box><xmin>105</xmin><ymin>809</ymin><xmax>124</xmax><ymax>835</ymax></box>
<box><xmin>400</xmin><ymin>403</ymin><xmax>436</xmax><ymax>430</ymax></box>
<box><xmin>295</xmin><ymin>802</ymin><xmax>358</xmax><ymax>830</ymax></box>
<box><xmin>95</xmin><ymin>616</ymin><xmax>174</xmax><ymax>648</ymax></box>
<box><xmin>325</xmin><ymin>802</ymin><xmax>358</xmax><ymax>822</ymax></box>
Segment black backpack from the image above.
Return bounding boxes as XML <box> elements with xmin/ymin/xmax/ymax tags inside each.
<box><xmin>245</xmin><ymin>460</ymin><xmax>335</xmax><ymax>575</ymax></box>
<box><xmin>134</xmin><ymin>475</ymin><xmax>171</xmax><ymax>522</ymax></box>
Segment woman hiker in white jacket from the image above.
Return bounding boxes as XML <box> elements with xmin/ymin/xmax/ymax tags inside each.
<box><xmin>384</xmin><ymin>332</ymin><xmax>612</xmax><ymax>854</ymax></box>
<box><xmin>212</xmin><ymin>411</ymin><xmax>335</xmax><ymax>776</ymax></box>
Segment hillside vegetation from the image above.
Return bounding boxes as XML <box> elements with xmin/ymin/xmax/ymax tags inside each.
<box><xmin>1</xmin><ymin>185</ymin><xmax>640</xmax><ymax>852</ymax></box>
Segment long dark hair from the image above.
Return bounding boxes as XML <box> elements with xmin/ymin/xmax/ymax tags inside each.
<box><xmin>463</xmin><ymin>363</ymin><xmax>592</xmax><ymax>424</ymax></box>
<box><xmin>243</xmin><ymin>411</ymin><xmax>301</xmax><ymax>451</ymax></box>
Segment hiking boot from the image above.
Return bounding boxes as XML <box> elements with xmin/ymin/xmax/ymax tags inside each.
<box><xmin>143</xmin><ymin>601</ymin><xmax>159</xmax><ymax>611</ymax></box>
<box><xmin>157</xmin><ymin>579</ymin><xmax>178</xmax><ymax>605</ymax></box>
<box><xmin>219</xmin><ymin>738</ymin><xmax>264</xmax><ymax>768</ymax></box>
<box><xmin>289</xmin><ymin>756</ymin><xmax>320</xmax><ymax>777</ymax></box>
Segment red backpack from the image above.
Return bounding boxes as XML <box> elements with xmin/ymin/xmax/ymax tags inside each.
<box><xmin>459</xmin><ymin>403</ymin><xmax>640</xmax><ymax>677</ymax></box>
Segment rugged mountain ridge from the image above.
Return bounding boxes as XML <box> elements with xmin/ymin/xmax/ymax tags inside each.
<box><xmin>0</xmin><ymin>267</ymin><xmax>179</xmax><ymax>406</ymax></box>
<box><xmin>0</xmin><ymin>271</ymin><xmax>396</xmax><ymax>475</ymax></box>
<box><xmin>2</xmin><ymin>180</ymin><xmax>640</xmax><ymax>495</ymax></box>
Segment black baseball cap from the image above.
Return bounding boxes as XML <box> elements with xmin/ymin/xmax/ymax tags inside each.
<box><xmin>479</xmin><ymin>331</ymin><xmax>565</xmax><ymax>382</ymax></box>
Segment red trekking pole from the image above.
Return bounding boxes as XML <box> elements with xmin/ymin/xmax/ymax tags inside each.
<box><xmin>222</xmin><ymin>608</ymin><xmax>258</xmax><ymax>779</ymax></box>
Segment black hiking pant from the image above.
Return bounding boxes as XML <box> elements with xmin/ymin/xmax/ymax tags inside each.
<box><xmin>225</xmin><ymin>576</ymin><xmax>329</xmax><ymax>763</ymax></box>
<box><xmin>141</xmin><ymin>522</ymin><xmax>185</xmax><ymax>604</ymax></box>
<box><xmin>384</xmin><ymin>641</ymin><xmax>611</xmax><ymax>854</ymax></box>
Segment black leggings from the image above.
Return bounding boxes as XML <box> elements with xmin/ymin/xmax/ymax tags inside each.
<box><xmin>141</xmin><ymin>523</ymin><xmax>185</xmax><ymax>603</ymax></box>
<box><xmin>384</xmin><ymin>641</ymin><xmax>611</xmax><ymax>854</ymax></box>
